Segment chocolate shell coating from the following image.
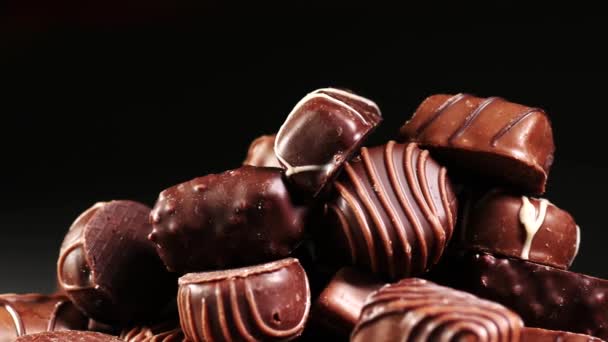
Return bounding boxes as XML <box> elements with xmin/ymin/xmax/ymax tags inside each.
<box><xmin>149</xmin><ymin>166</ymin><xmax>308</xmax><ymax>274</ymax></box>
<box><xmin>275</xmin><ymin>87</ymin><xmax>382</xmax><ymax>198</ymax></box>
<box><xmin>523</xmin><ymin>328</ymin><xmax>604</xmax><ymax>342</ymax></box>
<box><xmin>243</xmin><ymin>134</ymin><xmax>281</xmax><ymax>168</ymax></box>
<box><xmin>351</xmin><ymin>278</ymin><xmax>523</xmax><ymax>342</ymax></box>
<box><xmin>399</xmin><ymin>94</ymin><xmax>555</xmax><ymax>194</ymax></box>
<box><xmin>177</xmin><ymin>258</ymin><xmax>310</xmax><ymax>342</ymax></box>
<box><xmin>323</xmin><ymin>141</ymin><xmax>457</xmax><ymax>280</ymax></box>
<box><xmin>0</xmin><ymin>293</ymin><xmax>89</xmax><ymax>342</ymax></box>
<box><xmin>15</xmin><ymin>331</ymin><xmax>123</xmax><ymax>342</ymax></box>
<box><xmin>460</xmin><ymin>189</ymin><xmax>580</xmax><ymax>269</ymax></box>
<box><xmin>57</xmin><ymin>201</ymin><xmax>176</xmax><ymax>324</ymax></box>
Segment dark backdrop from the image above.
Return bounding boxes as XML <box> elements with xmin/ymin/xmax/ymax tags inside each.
<box><xmin>1</xmin><ymin>3</ymin><xmax>606</xmax><ymax>293</ymax></box>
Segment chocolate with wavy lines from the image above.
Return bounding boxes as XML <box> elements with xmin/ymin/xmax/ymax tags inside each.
<box><xmin>0</xmin><ymin>293</ymin><xmax>89</xmax><ymax>342</ymax></box>
<box><xmin>119</xmin><ymin>324</ymin><xmax>185</xmax><ymax>342</ymax></box>
<box><xmin>323</xmin><ymin>141</ymin><xmax>457</xmax><ymax>280</ymax></box>
<box><xmin>243</xmin><ymin>134</ymin><xmax>281</xmax><ymax>168</ymax></box>
<box><xmin>351</xmin><ymin>278</ymin><xmax>523</xmax><ymax>342</ymax></box>
<box><xmin>177</xmin><ymin>258</ymin><xmax>310</xmax><ymax>342</ymax></box>
<box><xmin>399</xmin><ymin>93</ymin><xmax>554</xmax><ymax>194</ymax></box>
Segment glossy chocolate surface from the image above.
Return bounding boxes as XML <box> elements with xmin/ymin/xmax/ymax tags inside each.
<box><xmin>275</xmin><ymin>87</ymin><xmax>382</xmax><ymax>197</ymax></box>
<box><xmin>57</xmin><ymin>201</ymin><xmax>176</xmax><ymax>324</ymax></box>
<box><xmin>323</xmin><ymin>141</ymin><xmax>457</xmax><ymax>280</ymax></box>
<box><xmin>243</xmin><ymin>134</ymin><xmax>280</xmax><ymax>168</ymax></box>
<box><xmin>149</xmin><ymin>166</ymin><xmax>308</xmax><ymax>274</ymax></box>
<box><xmin>523</xmin><ymin>328</ymin><xmax>604</xmax><ymax>342</ymax></box>
<box><xmin>460</xmin><ymin>189</ymin><xmax>579</xmax><ymax>269</ymax></box>
<box><xmin>16</xmin><ymin>331</ymin><xmax>123</xmax><ymax>342</ymax></box>
<box><xmin>0</xmin><ymin>293</ymin><xmax>89</xmax><ymax>342</ymax></box>
<box><xmin>351</xmin><ymin>278</ymin><xmax>523</xmax><ymax>342</ymax></box>
<box><xmin>177</xmin><ymin>258</ymin><xmax>310</xmax><ymax>342</ymax></box>
<box><xmin>399</xmin><ymin>94</ymin><xmax>555</xmax><ymax>194</ymax></box>
<box><xmin>119</xmin><ymin>323</ymin><xmax>184</xmax><ymax>342</ymax></box>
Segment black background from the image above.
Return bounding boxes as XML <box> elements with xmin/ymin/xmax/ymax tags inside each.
<box><xmin>1</xmin><ymin>3</ymin><xmax>606</xmax><ymax>293</ymax></box>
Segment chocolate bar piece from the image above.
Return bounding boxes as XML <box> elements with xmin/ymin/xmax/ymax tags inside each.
<box><xmin>323</xmin><ymin>141</ymin><xmax>457</xmax><ymax>280</ymax></box>
<box><xmin>313</xmin><ymin>267</ymin><xmax>382</xmax><ymax>337</ymax></box>
<box><xmin>57</xmin><ymin>201</ymin><xmax>176</xmax><ymax>324</ymax></box>
<box><xmin>0</xmin><ymin>293</ymin><xmax>89</xmax><ymax>341</ymax></box>
<box><xmin>399</xmin><ymin>94</ymin><xmax>555</xmax><ymax>194</ymax></box>
<box><xmin>523</xmin><ymin>328</ymin><xmax>604</xmax><ymax>342</ymax></box>
<box><xmin>149</xmin><ymin>166</ymin><xmax>308</xmax><ymax>273</ymax></box>
<box><xmin>275</xmin><ymin>87</ymin><xmax>382</xmax><ymax>197</ymax></box>
<box><xmin>460</xmin><ymin>189</ymin><xmax>579</xmax><ymax>269</ymax></box>
<box><xmin>177</xmin><ymin>258</ymin><xmax>310</xmax><ymax>342</ymax></box>
<box><xmin>351</xmin><ymin>278</ymin><xmax>523</xmax><ymax>342</ymax></box>
<box><xmin>16</xmin><ymin>331</ymin><xmax>123</xmax><ymax>342</ymax></box>
<box><xmin>243</xmin><ymin>134</ymin><xmax>280</xmax><ymax>168</ymax></box>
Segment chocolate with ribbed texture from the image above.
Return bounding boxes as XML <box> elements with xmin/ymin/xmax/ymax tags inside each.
<box><xmin>243</xmin><ymin>134</ymin><xmax>280</xmax><ymax>168</ymax></box>
<box><xmin>16</xmin><ymin>331</ymin><xmax>123</xmax><ymax>342</ymax></box>
<box><xmin>119</xmin><ymin>323</ymin><xmax>185</xmax><ymax>342</ymax></box>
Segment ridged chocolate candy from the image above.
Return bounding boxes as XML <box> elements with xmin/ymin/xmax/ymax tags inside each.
<box><xmin>177</xmin><ymin>258</ymin><xmax>310</xmax><ymax>342</ymax></box>
<box><xmin>275</xmin><ymin>87</ymin><xmax>382</xmax><ymax>197</ymax></box>
<box><xmin>57</xmin><ymin>201</ymin><xmax>176</xmax><ymax>324</ymax></box>
<box><xmin>149</xmin><ymin>166</ymin><xmax>308</xmax><ymax>274</ymax></box>
<box><xmin>523</xmin><ymin>328</ymin><xmax>604</xmax><ymax>342</ymax></box>
<box><xmin>15</xmin><ymin>331</ymin><xmax>123</xmax><ymax>342</ymax></box>
<box><xmin>399</xmin><ymin>94</ymin><xmax>555</xmax><ymax>194</ymax></box>
<box><xmin>119</xmin><ymin>324</ymin><xmax>184</xmax><ymax>342</ymax></box>
<box><xmin>351</xmin><ymin>278</ymin><xmax>523</xmax><ymax>342</ymax></box>
<box><xmin>243</xmin><ymin>134</ymin><xmax>280</xmax><ymax>168</ymax></box>
<box><xmin>0</xmin><ymin>293</ymin><xmax>89</xmax><ymax>342</ymax></box>
<box><xmin>323</xmin><ymin>141</ymin><xmax>457</xmax><ymax>280</ymax></box>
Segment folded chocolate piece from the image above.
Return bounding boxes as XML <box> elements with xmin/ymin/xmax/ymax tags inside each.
<box><xmin>523</xmin><ymin>328</ymin><xmax>604</xmax><ymax>342</ymax></box>
<box><xmin>243</xmin><ymin>134</ymin><xmax>280</xmax><ymax>168</ymax></box>
<box><xmin>447</xmin><ymin>253</ymin><xmax>608</xmax><ymax>340</ymax></box>
<box><xmin>0</xmin><ymin>293</ymin><xmax>89</xmax><ymax>342</ymax></box>
<box><xmin>149</xmin><ymin>166</ymin><xmax>308</xmax><ymax>274</ymax></box>
<box><xmin>399</xmin><ymin>94</ymin><xmax>555</xmax><ymax>194</ymax></box>
<box><xmin>313</xmin><ymin>267</ymin><xmax>382</xmax><ymax>337</ymax></box>
<box><xmin>177</xmin><ymin>258</ymin><xmax>310</xmax><ymax>342</ymax></box>
<box><xmin>16</xmin><ymin>331</ymin><xmax>123</xmax><ymax>342</ymax></box>
<box><xmin>351</xmin><ymin>278</ymin><xmax>523</xmax><ymax>342</ymax></box>
<box><xmin>275</xmin><ymin>87</ymin><xmax>382</xmax><ymax>197</ymax></box>
<box><xmin>460</xmin><ymin>189</ymin><xmax>580</xmax><ymax>269</ymax></box>
<box><xmin>57</xmin><ymin>201</ymin><xmax>176</xmax><ymax>324</ymax></box>
<box><xmin>323</xmin><ymin>141</ymin><xmax>457</xmax><ymax>280</ymax></box>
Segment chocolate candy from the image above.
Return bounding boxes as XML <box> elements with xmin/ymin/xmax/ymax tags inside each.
<box><xmin>119</xmin><ymin>324</ymin><xmax>184</xmax><ymax>342</ymax></box>
<box><xmin>275</xmin><ymin>87</ymin><xmax>382</xmax><ymax>197</ymax></box>
<box><xmin>323</xmin><ymin>141</ymin><xmax>457</xmax><ymax>279</ymax></box>
<box><xmin>523</xmin><ymin>328</ymin><xmax>604</xmax><ymax>342</ymax></box>
<box><xmin>177</xmin><ymin>258</ymin><xmax>310</xmax><ymax>342</ymax></box>
<box><xmin>447</xmin><ymin>253</ymin><xmax>608</xmax><ymax>340</ymax></box>
<box><xmin>149</xmin><ymin>166</ymin><xmax>308</xmax><ymax>274</ymax></box>
<box><xmin>15</xmin><ymin>331</ymin><xmax>123</xmax><ymax>342</ymax></box>
<box><xmin>460</xmin><ymin>189</ymin><xmax>580</xmax><ymax>269</ymax></box>
<box><xmin>399</xmin><ymin>94</ymin><xmax>555</xmax><ymax>194</ymax></box>
<box><xmin>313</xmin><ymin>267</ymin><xmax>382</xmax><ymax>337</ymax></box>
<box><xmin>57</xmin><ymin>201</ymin><xmax>176</xmax><ymax>324</ymax></box>
<box><xmin>243</xmin><ymin>134</ymin><xmax>280</xmax><ymax>168</ymax></box>
<box><xmin>351</xmin><ymin>278</ymin><xmax>523</xmax><ymax>342</ymax></box>
<box><xmin>0</xmin><ymin>293</ymin><xmax>89</xmax><ymax>341</ymax></box>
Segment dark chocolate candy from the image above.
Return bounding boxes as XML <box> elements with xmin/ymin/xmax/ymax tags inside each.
<box><xmin>119</xmin><ymin>323</ymin><xmax>184</xmax><ymax>342</ymax></box>
<box><xmin>460</xmin><ymin>189</ymin><xmax>580</xmax><ymax>269</ymax></box>
<box><xmin>323</xmin><ymin>141</ymin><xmax>457</xmax><ymax>280</ymax></box>
<box><xmin>177</xmin><ymin>258</ymin><xmax>310</xmax><ymax>342</ymax></box>
<box><xmin>243</xmin><ymin>134</ymin><xmax>281</xmax><ymax>168</ymax></box>
<box><xmin>399</xmin><ymin>94</ymin><xmax>555</xmax><ymax>194</ymax></box>
<box><xmin>15</xmin><ymin>331</ymin><xmax>123</xmax><ymax>342</ymax></box>
<box><xmin>523</xmin><ymin>328</ymin><xmax>604</xmax><ymax>342</ymax></box>
<box><xmin>0</xmin><ymin>293</ymin><xmax>89</xmax><ymax>342</ymax></box>
<box><xmin>57</xmin><ymin>201</ymin><xmax>176</xmax><ymax>324</ymax></box>
<box><xmin>275</xmin><ymin>87</ymin><xmax>382</xmax><ymax>197</ymax></box>
<box><xmin>312</xmin><ymin>267</ymin><xmax>382</xmax><ymax>337</ymax></box>
<box><xmin>149</xmin><ymin>166</ymin><xmax>308</xmax><ymax>274</ymax></box>
<box><xmin>351</xmin><ymin>278</ymin><xmax>523</xmax><ymax>342</ymax></box>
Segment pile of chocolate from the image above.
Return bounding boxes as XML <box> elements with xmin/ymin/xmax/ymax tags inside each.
<box><xmin>1</xmin><ymin>88</ymin><xmax>604</xmax><ymax>342</ymax></box>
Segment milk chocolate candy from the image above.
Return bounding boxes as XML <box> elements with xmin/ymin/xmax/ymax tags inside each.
<box><xmin>149</xmin><ymin>166</ymin><xmax>308</xmax><ymax>274</ymax></box>
<box><xmin>0</xmin><ymin>293</ymin><xmax>89</xmax><ymax>342</ymax></box>
<box><xmin>323</xmin><ymin>141</ymin><xmax>457</xmax><ymax>280</ymax></box>
<box><xmin>57</xmin><ymin>201</ymin><xmax>176</xmax><ymax>324</ymax></box>
<box><xmin>177</xmin><ymin>258</ymin><xmax>310</xmax><ymax>342</ymax></box>
<box><xmin>243</xmin><ymin>134</ymin><xmax>281</xmax><ymax>168</ymax></box>
<box><xmin>460</xmin><ymin>189</ymin><xmax>580</xmax><ymax>269</ymax></box>
<box><xmin>119</xmin><ymin>323</ymin><xmax>184</xmax><ymax>342</ymax></box>
<box><xmin>313</xmin><ymin>267</ymin><xmax>382</xmax><ymax>337</ymax></box>
<box><xmin>15</xmin><ymin>331</ymin><xmax>123</xmax><ymax>342</ymax></box>
<box><xmin>448</xmin><ymin>253</ymin><xmax>608</xmax><ymax>340</ymax></box>
<box><xmin>275</xmin><ymin>87</ymin><xmax>382</xmax><ymax>197</ymax></box>
<box><xmin>351</xmin><ymin>278</ymin><xmax>523</xmax><ymax>342</ymax></box>
<box><xmin>399</xmin><ymin>94</ymin><xmax>555</xmax><ymax>194</ymax></box>
<box><xmin>523</xmin><ymin>328</ymin><xmax>604</xmax><ymax>342</ymax></box>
